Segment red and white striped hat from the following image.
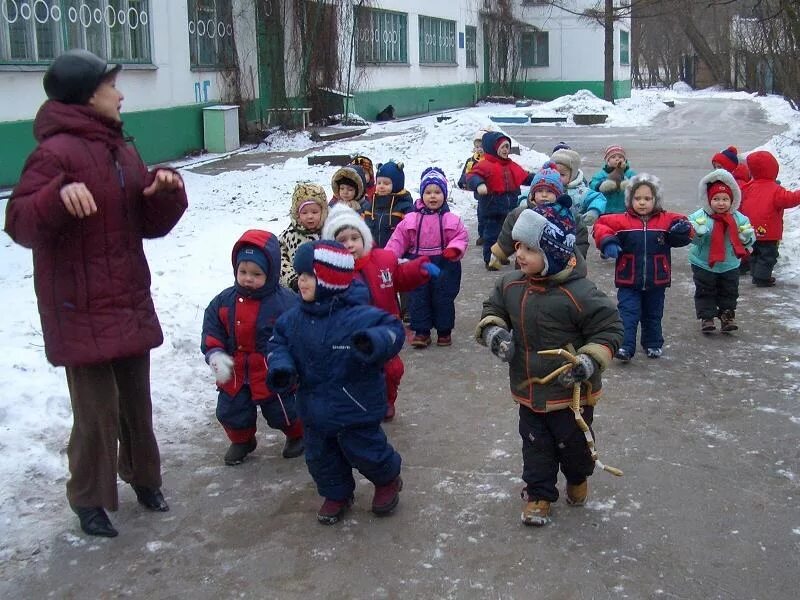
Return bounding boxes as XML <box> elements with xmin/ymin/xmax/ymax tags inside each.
<box><xmin>292</xmin><ymin>240</ymin><xmax>355</xmax><ymax>299</ymax></box>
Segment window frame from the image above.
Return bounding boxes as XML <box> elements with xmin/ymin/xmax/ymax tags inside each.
<box><xmin>354</xmin><ymin>6</ymin><xmax>408</xmax><ymax>65</ymax></box>
<box><xmin>418</xmin><ymin>15</ymin><xmax>456</xmax><ymax>66</ymax></box>
<box><xmin>619</xmin><ymin>28</ymin><xmax>630</xmax><ymax>66</ymax></box>
<box><xmin>465</xmin><ymin>25</ymin><xmax>476</xmax><ymax>68</ymax></box>
<box><xmin>187</xmin><ymin>0</ymin><xmax>236</xmax><ymax>70</ymax></box>
<box><xmin>521</xmin><ymin>30</ymin><xmax>548</xmax><ymax>68</ymax></box>
<box><xmin>0</xmin><ymin>0</ymin><xmax>152</xmax><ymax>66</ymax></box>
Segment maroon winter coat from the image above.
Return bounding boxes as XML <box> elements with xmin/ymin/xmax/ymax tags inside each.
<box><xmin>4</xmin><ymin>101</ymin><xmax>188</xmax><ymax>367</ymax></box>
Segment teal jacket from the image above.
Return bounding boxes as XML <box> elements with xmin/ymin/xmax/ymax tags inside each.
<box><xmin>590</xmin><ymin>163</ymin><xmax>636</xmax><ymax>214</ymax></box>
<box><xmin>688</xmin><ymin>208</ymin><xmax>754</xmax><ymax>273</ymax></box>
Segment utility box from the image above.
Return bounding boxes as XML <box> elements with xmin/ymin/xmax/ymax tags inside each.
<box><xmin>202</xmin><ymin>105</ymin><xmax>240</xmax><ymax>153</ymax></box>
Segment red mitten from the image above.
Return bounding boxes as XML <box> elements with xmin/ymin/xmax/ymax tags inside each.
<box><xmin>441</xmin><ymin>247</ymin><xmax>460</xmax><ymax>261</ymax></box>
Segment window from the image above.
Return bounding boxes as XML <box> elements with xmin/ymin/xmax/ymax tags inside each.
<box><xmin>418</xmin><ymin>15</ymin><xmax>455</xmax><ymax>65</ymax></box>
<box><xmin>188</xmin><ymin>0</ymin><xmax>235</xmax><ymax>69</ymax></box>
<box><xmin>521</xmin><ymin>30</ymin><xmax>548</xmax><ymax>67</ymax></box>
<box><xmin>620</xmin><ymin>29</ymin><xmax>629</xmax><ymax>65</ymax></box>
<box><xmin>0</xmin><ymin>0</ymin><xmax>151</xmax><ymax>64</ymax></box>
<box><xmin>465</xmin><ymin>25</ymin><xmax>476</xmax><ymax>67</ymax></box>
<box><xmin>355</xmin><ymin>7</ymin><xmax>407</xmax><ymax>64</ymax></box>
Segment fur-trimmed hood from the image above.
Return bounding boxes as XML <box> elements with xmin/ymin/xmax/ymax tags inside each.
<box><xmin>331</xmin><ymin>165</ymin><xmax>366</xmax><ymax>200</ymax></box>
<box><xmin>698</xmin><ymin>168</ymin><xmax>741</xmax><ymax>214</ymax></box>
<box><xmin>624</xmin><ymin>173</ymin><xmax>664</xmax><ymax>213</ymax></box>
<box><xmin>321</xmin><ymin>204</ymin><xmax>374</xmax><ymax>252</ymax></box>
<box><xmin>290</xmin><ymin>182</ymin><xmax>329</xmax><ymax>224</ymax></box>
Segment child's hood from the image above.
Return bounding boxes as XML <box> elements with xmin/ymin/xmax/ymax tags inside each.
<box><xmin>698</xmin><ymin>169</ymin><xmax>741</xmax><ymax>214</ymax></box>
<box><xmin>230</xmin><ymin>229</ymin><xmax>282</xmax><ymax>291</ymax></box>
<box><xmin>624</xmin><ymin>173</ymin><xmax>664</xmax><ymax>214</ymax></box>
<box><xmin>481</xmin><ymin>131</ymin><xmax>512</xmax><ymax>159</ymax></box>
<box><xmin>331</xmin><ymin>165</ymin><xmax>367</xmax><ymax>200</ymax></box>
<box><xmin>291</xmin><ymin>182</ymin><xmax>329</xmax><ymax>224</ymax></box>
<box><xmin>745</xmin><ymin>150</ymin><xmax>779</xmax><ymax>181</ymax></box>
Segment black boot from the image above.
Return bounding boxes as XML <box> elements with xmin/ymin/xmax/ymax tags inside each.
<box><xmin>72</xmin><ymin>506</ymin><xmax>118</xmax><ymax>538</ymax></box>
<box><xmin>131</xmin><ymin>484</ymin><xmax>169</xmax><ymax>512</ymax></box>
<box><xmin>282</xmin><ymin>436</ymin><xmax>305</xmax><ymax>458</ymax></box>
<box><xmin>224</xmin><ymin>438</ymin><xmax>257</xmax><ymax>465</ymax></box>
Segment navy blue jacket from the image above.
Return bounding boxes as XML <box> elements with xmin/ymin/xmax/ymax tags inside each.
<box><xmin>362</xmin><ymin>191</ymin><xmax>414</xmax><ymax>248</ymax></box>
<box><xmin>267</xmin><ymin>282</ymin><xmax>405</xmax><ymax>431</ymax></box>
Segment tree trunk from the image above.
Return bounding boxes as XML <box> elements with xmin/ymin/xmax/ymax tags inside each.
<box><xmin>679</xmin><ymin>14</ymin><xmax>729</xmax><ymax>87</ymax></box>
<box><xmin>604</xmin><ymin>0</ymin><xmax>615</xmax><ymax>101</ymax></box>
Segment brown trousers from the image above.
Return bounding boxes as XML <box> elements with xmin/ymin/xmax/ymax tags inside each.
<box><xmin>64</xmin><ymin>353</ymin><xmax>162</xmax><ymax>511</ymax></box>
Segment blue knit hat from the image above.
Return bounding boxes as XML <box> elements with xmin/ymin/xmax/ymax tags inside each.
<box><xmin>530</xmin><ymin>162</ymin><xmax>565</xmax><ymax>197</ymax></box>
<box><xmin>236</xmin><ymin>245</ymin><xmax>270</xmax><ymax>276</ymax></box>
<box><xmin>376</xmin><ymin>160</ymin><xmax>405</xmax><ymax>193</ymax></box>
<box><xmin>293</xmin><ymin>240</ymin><xmax>355</xmax><ymax>301</ymax></box>
<box><xmin>512</xmin><ymin>208</ymin><xmax>576</xmax><ymax>276</ymax></box>
<box><xmin>420</xmin><ymin>166</ymin><xmax>448</xmax><ymax>199</ymax></box>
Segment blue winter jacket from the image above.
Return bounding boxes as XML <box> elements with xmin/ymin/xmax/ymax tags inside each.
<box><xmin>361</xmin><ymin>190</ymin><xmax>414</xmax><ymax>248</ymax></box>
<box><xmin>267</xmin><ymin>282</ymin><xmax>405</xmax><ymax>431</ymax></box>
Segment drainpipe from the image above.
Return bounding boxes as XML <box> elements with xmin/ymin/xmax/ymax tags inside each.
<box><xmin>345</xmin><ymin>1</ymin><xmax>359</xmax><ymax>123</ymax></box>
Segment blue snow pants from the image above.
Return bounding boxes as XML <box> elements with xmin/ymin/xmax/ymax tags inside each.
<box><xmin>408</xmin><ymin>255</ymin><xmax>461</xmax><ymax>336</ymax></box>
<box><xmin>216</xmin><ymin>385</ymin><xmax>298</xmax><ymax>441</ymax></box>
<box><xmin>616</xmin><ymin>287</ymin><xmax>666</xmax><ymax>356</ymax></box>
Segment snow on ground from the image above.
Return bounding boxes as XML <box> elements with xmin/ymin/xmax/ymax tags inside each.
<box><xmin>0</xmin><ymin>86</ymin><xmax>798</xmax><ymax>560</ymax></box>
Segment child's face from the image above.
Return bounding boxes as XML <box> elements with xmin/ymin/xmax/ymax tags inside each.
<box><xmin>496</xmin><ymin>141</ymin><xmax>511</xmax><ymax>159</ymax></box>
<box><xmin>298</xmin><ymin>203</ymin><xmax>322</xmax><ymax>231</ymax></box>
<box><xmin>533</xmin><ymin>189</ymin><xmax>557</xmax><ymax>205</ymax></box>
<box><xmin>236</xmin><ymin>261</ymin><xmax>267</xmax><ymax>291</ymax></box>
<box><xmin>712</xmin><ymin>160</ymin><xmax>724</xmax><ymax>170</ymax></box>
<box><xmin>422</xmin><ymin>184</ymin><xmax>445</xmax><ymax>210</ymax></box>
<box><xmin>375</xmin><ymin>176</ymin><xmax>393</xmax><ymax>195</ymax></box>
<box><xmin>297</xmin><ymin>272</ymin><xmax>317</xmax><ymax>302</ymax></box>
<box><xmin>607</xmin><ymin>153</ymin><xmax>626</xmax><ymax>169</ymax></box>
<box><xmin>631</xmin><ymin>185</ymin><xmax>656</xmax><ymax>216</ymax></box>
<box><xmin>338</xmin><ymin>183</ymin><xmax>357</xmax><ymax>203</ymax></box>
<box><xmin>473</xmin><ymin>140</ymin><xmax>484</xmax><ymax>156</ymax></box>
<box><xmin>709</xmin><ymin>192</ymin><xmax>732</xmax><ymax>213</ymax></box>
<box><xmin>555</xmin><ymin>163</ymin><xmax>572</xmax><ymax>185</ymax></box>
<box><xmin>335</xmin><ymin>227</ymin><xmax>366</xmax><ymax>259</ymax></box>
<box><xmin>515</xmin><ymin>242</ymin><xmax>546</xmax><ymax>276</ymax></box>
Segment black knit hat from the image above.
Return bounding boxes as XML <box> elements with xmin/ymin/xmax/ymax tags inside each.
<box><xmin>43</xmin><ymin>50</ymin><xmax>122</xmax><ymax>105</ymax></box>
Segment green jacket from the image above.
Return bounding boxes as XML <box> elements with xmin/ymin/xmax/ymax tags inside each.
<box><xmin>476</xmin><ymin>253</ymin><xmax>622</xmax><ymax>412</ymax></box>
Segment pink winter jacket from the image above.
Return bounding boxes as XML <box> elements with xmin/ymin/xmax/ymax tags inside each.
<box><xmin>384</xmin><ymin>199</ymin><xmax>469</xmax><ymax>259</ymax></box>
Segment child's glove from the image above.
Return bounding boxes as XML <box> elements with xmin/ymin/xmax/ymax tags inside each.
<box><xmin>738</xmin><ymin>224</ymin><xmax>753</xmax><ymax>242</ymax></box>
<box><xmin>582</xmin><ymin>209</ymin><xmax>600</xmax><ymax>226</ymax></box>
<box><xmin>421</xmin><ymin>262</ymin><xmax>441</xmax><ymax>279</ymax></box>
<box><xmin>692</xmin><ymin>216</ymin><xmax>709</xmax><ymax>236</ymax></box>
<box><xmin>268</xmin><ymin>369</ymin><xmax>297</xmax><ymax>393</ymax></box>
<box><xmin>602</xmin><ymin>242</ymin><xmax>622</xmax><ymax>259</ymax></box>
<box><xmin>483</xmin><ymin>326</ymin><xmax>515</xmax><ymax>362</ymax></box>
<box><xmin>557</xmin><ymin>354</ymin><xmax>596</xmax><ymax>388</ymax></box>
<box><xmin>477</xmin><ymin>183</ymin><xmax>488</xmax><ymax>195</ymax></box>
<box><xmin>207</xmin><ymin>351</ymin><xmax>234</xmax><ymax>383</ymax></box>
<box><xmin>598</xmin><ymin>179</ymin><xmax>618</xmax><ymax>193</ymax></box>
<box><xmin>351</xmin><ymin>329</ymin><xmax>383</xmax><ymax>363</ymax></box>
<box><xmin>441</xmin><ymin>247</ymin><xmax>460</xmax><ymax>261</ymax></box>
<box><xmin>668</xmin><ymin>220</ymin><xmax>691</xmax><ymax>235</ymax></box>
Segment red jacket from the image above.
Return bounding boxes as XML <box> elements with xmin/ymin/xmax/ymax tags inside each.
<box><xmin>4</xmin><ymin>101</ymin><xmax>188</xmax><ymax>367</ymax></box>
<box><xmin>354</xmin><ymin>249</ymin><xmax>429</xmax><ymax>316</ymax></box>
<box><xmin>469</xmin><ymin>153</ymin><xmax>531</xmax><ymax>194</ymax></box>
<box><xmin>741</xmin><ymin>151</ymin><xmax>800</xmax><ymax>241</ymax></box>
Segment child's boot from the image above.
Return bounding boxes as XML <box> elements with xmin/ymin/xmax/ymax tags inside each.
<box><xmin>281</xmin><ymin>436</ymin><xmax>304</xmax><ymax>458</ymax></box>
<box><xmin>719</xmin><ymin>310</ymin><xmax>738</xmax><ymax>332</ymax></box>
<box><xmin>317</xmin><ymin>496</ymin><xmax>353</xmax><ymax>525</ymax></box>
<box><xmin>411</xmin><ymin>334</ymin><xmax>432</xmax><ymax>348</ymax></box>
<box><xmin>521</xmin><ymin>498</ymin><xmax>551</xmax><ymax>526</ymax></box>
<box><xmin>372</xmin><ymin>476</ymin><xmax>403</xmax><ymax>515</ymax></box>
<box><xmin>566</xmin><ymin>480</ymin><xmax>588</xmax><ymax>506</ymax></box>
<box><xmin>224</xmin><ymin>437</ymin><xmax>257</xmax><ymax>466</ymax></box>
<box><xmin>701</xmin><ymin>319</ymin><xmax>716</xmax><ymax>333</ymax></box>
<box><xmin>615</xmin><ymin>348</ymin><xmax>632</xmax><ymax>362</ymax></box>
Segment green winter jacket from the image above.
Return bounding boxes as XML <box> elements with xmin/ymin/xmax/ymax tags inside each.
<box><xmin>476</xmin><ymin>253</ymin><xmax>622</xmax><ymax>413</ymax></box>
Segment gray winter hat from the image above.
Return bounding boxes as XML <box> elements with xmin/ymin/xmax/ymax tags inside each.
<box><xmin>550</xmin><ymin>149</ymin><xmax>581</xmax><ymax>181</ymax></box>
<box><xmin>43</xmin><ymin>49</ymin><xmax>121</xmax><ymax>105</ymax></box>
<box><xmin>512</xmin><ymin>208</ymin><xmax>576</xmax><ymax>276</ymax></box>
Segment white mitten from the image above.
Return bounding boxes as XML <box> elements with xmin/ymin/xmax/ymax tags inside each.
<box><xmin>208</xmin><ymin>352</ymin><xmax>234</xmax><ymax>383</ymax></box>
<box><xmin>692</xmin><ymin>217</ymin><xmax>709</xmax><ymax>237</ymax></box>
<box><xmin>598</xmin><ymin>179</ymin><xmax>618</xmax><ymax>193</ymax></box>
<box><xmin>619</xmin><ymin>179</ymin><xmax>631</xmax><ymax>190</ymax></box>
<box><xmin>738</xmin><ymin>224</ymin><xmax>753</xmax><ymax>242</ymax></box>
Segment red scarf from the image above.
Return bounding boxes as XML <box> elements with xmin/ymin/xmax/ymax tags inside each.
<box><xmin>709</xmin><ymin>212</ymin><xmax>747</xmax><ymax>266</ymax></box>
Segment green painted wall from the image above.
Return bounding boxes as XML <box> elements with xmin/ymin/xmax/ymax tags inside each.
<box><xmin>354</xmin><ymin>82</ymin><xmax>479</xmax><ymax>120</ymax></box>
<box><xmin>0</xmin><ymin>104</ymin><xmax>207</xmax><ymax>187</ymax></box>
<box><xmin>485</xmin><ymin>79</ymin><xmax>631</xmax><ymax>101</ymax></box>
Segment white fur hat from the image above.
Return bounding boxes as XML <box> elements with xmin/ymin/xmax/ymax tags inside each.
<box><xmin>321</xmin><ymin>204</ymin><xmax>374</xmax><ymax>252</ymax></box>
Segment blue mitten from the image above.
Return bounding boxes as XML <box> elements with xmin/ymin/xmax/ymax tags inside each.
<box><xmin>351</xmin><ymin>329</ymin><xmax>381</xmax><ymax>363</ymax></box>
<box><xmin>602</xmin><ymin>242</ymin><xmax>622</xmax><ymax>259</ymax></box>
<box><xmin>483</xmin><ymin>326</ymin><xmax>515</xmax><ymax>362</ymax></box>
<box><xmin>422</xmin><ymin>262</ymin><xmax>441</xmax><ymax>279</ymax></box>
<box><xmin>669</xmin><ymin>220</ymin><xmax>691</xmax><ymax>235</ymax></box>
<box><xmin>268</xmin><ymin>369</ymin><xmax>297</xmax><ymax>393</ymax></box>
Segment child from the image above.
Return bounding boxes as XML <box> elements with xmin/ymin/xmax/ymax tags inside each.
<box><xmin>458</xmin><ymin>129</ymin><xmax>487</xmax><ymax>246</ymax></box>
<box><xmin>550</xmin><ymin>147</ymin><xmax>607</xmax><ymax>225</ymax></box>
<box><xmin>202</xmin><ymin>230</ymin><xmax>304</xmax><ymax>465</ymax></box>
<box><xmin>476</xmin><ymin>206</ymin><xmax>622</xmax><ymax>526</ymax></box>
<box><xmin>330</xmin><ymin>164</ymin><xmax>367</xmax><ymax>212</ymax></box>
<box><xmin>688</xmin><ymin>169</ymin><xmax>755</xmax><ymax>332</ymax></box>
<box><xmin>467</xmin><ymin>131</ymin><xmax>534</xmax><ymax>269</ymax></box>
<box><xmin>279</xmin><ymin>182</ymin><xmax>328</xmax><ymax>291</ymax></box>
<box><xmin>362</xmin><ymin>160</ymin><xmax>414</xmax><ymax>249</ymax></box>
<box><xmin>740</xmin><ymin>150</ymin><xmax>800</xmax><ymax>287</ymax></box>
<box><xmin>267</xmin><ymin>240</ymin><xmax>405</xmax><ymax>525</ymax></box>
<box><xmin>590</xmin><ymin>145</ymin><xmax>636</xmax><ymax>215</ymax></box>
<box><xmin>593</xmin><ymin>174</ymin><xmax>692</xmax><ymax>361</ymax></box>
<box><xmin>322</xmin><ymin>204</ymin><xmax>437</xmax><ymax>420</ymax></box>
<box><xmin>351</xmin><ymin>154</ymin><xmax>376</xmax><ymax>200</ymax></box>
<box><xmin>385</xmin><ymin>167</ymin><xmax>469</xmax><ymax>347</ymax></box>
<box><xmin>492</xmin><ymin>163</ymin><xmax>587</xmax><ymax>267</ymax></box>
<box><xmin>712</xmin><ymin>145</ymin><xmax>750</xmax><ymax>188</ymax></box>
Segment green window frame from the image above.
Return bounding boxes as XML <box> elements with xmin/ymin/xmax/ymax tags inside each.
<box><xmin>188</xmin><ymin>0</ymin><xmax>235</xmax><ymax>69</ymax></box>
<box><xmin>418</xmin><ymin>15</ymin><xmax>455</xmax><ymax>65</ymax></box>
<box><xmin>465</xmin><ymin>24</ymin><xmax>476</xmax><ymax>67</ymax></box>
<box><xmin>521</xmin><ymin>30</ymin><xmax>548</xmax><ymax>67</ymax></box>
<box><xmin>355</xmin><ymin>6</ymin><xmax>407</xmax><ymax>65</ymax></box>
<box><xmin>0</xmin><ymin>0</ymin><xmax>151</xmax><ymax>65</ymax></box>
<box><xmin>620</xmin><ymin>29</ymin><xmax>629</xmax><ymax>65</ymax></box>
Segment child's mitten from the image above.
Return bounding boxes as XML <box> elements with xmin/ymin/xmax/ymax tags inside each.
<box><xmin>557</xmin><ymin>354</ymin><xmax>595</xmax><ymax>388</ymax></box>
<box><xmin>351</xmin><ymin>329</ymin><xmax>386</xmax><ymax>363</ymax></box>
<box><xmin>483</xmin><ymin>326</ymin><xmax>515</xmax><ymax>362</ymax></box>
<box><xmin>668</xmin><ymin>220</ymin><xmax>691</xmax><ymax>235</ymax></box>
<box><xmin>207</xmin><ymin>351</ymin><xmax>234</xmax><ymax>383</ymax></box>
<box><xmin>607</xmin><ymin>167</ymin><xmax>624</xmax><ymax>183</ymax></box>
<box><xmin>487</xmin><ymin>253</ymin><xmax>503</xmax><ymax>270</ymax></box>
<box><xmin>421</xmin><ymin>262</ymin><xmax>441</xmax><ymax>279</ymax></box>
<box><xmin>582</xmin><ymin>209</ymin><xmax>600</xmax><ymax>226</ymax></box>
<box><xmin>602</xmin><ymin>242</ymin><xmax>622</xmax><ymax>259</ymax></box>
<box><xmin>598</xmin><ymin>179</ymin><xmax>618</xmax><ymax>193</ymax></box>
<box><xmin>441</xmin><ymin>247</ymin><xmax>460</xmax><ymax>261</ymax></box>
<box><xmin>738</xmin><ymin>224</ymin><xmax>753</xmax><ymax>242</ymax></box>
<box><xmin>619</xmin><ymin>179</ymin><xmax>631</xmax><ymax>190</ymax></box>
<box><xmin>268</xmin><ymin>369</ymin><xmax>297</xmax><ymax>393</ymax></box>
<box><xmin>692</xmin><ymin>216</ymin><xmax>709</xmax><ymax>236</ymax></box>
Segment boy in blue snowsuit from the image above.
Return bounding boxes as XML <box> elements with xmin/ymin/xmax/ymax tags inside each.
<box><xmin>361</xmin><ymin>160</ymin><xmax>414</xmax><ymax>248</ymax></box>
<box><xmin>201</xmin><ymin>230</ymin><xmax>304</xmax><ymax>465</ymax></box>
<box><xmin>267</xmin><ymin>240</ymin><xmax>405</xmax><ymax>525</ymax></box>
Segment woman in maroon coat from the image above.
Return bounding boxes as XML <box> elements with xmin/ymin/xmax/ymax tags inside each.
<box><xmin>4</xmin><ymin>50</ymin><xmax>188</xmax><ymax>538</ymax></box>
